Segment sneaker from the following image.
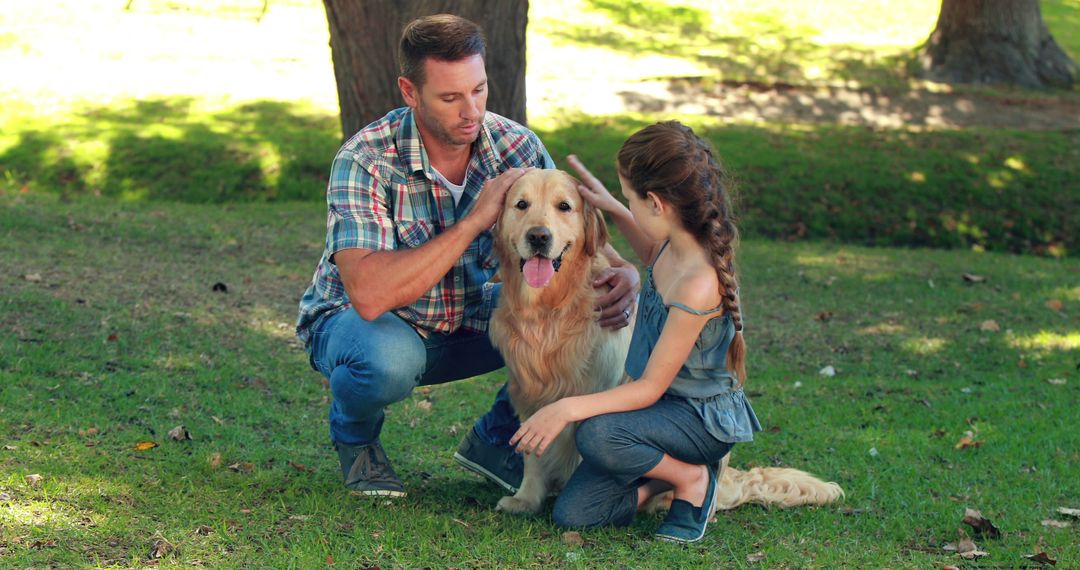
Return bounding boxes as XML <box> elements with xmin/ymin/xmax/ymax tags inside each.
<box><xmin>453</xmin><ymin>427</ymin><xmax>522</xmax><ymax>493</ymax></box>
<box><xmin>654</xmin><ymin>463</ymin><xmax>718</xmax><ymax>544</ymax></box>
<box><xmin>335</xmin><ymin>440</ymin><xmax>406</xmax><ymax>497</ymax></box>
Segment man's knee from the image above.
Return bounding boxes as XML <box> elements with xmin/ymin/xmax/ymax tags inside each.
<box><xmin>329</xmin><ymin>356</ymin><xmax>419</xmax><ymax>409</ymax></box>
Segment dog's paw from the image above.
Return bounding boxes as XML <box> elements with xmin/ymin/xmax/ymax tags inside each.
<box><xmin>496</xmin><ymin>495</ymin><xmax>541</xmax><ymax>515</ymax></box>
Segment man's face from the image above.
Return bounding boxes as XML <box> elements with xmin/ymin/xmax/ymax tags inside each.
<box><xmin>400</xmin><ymin>54</ymin><xmax>488</xmax><ymax>149</ymax></box>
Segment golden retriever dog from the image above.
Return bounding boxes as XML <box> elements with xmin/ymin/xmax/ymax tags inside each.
<box><xmin>489</xmin><ymin>170</ymin><xmax>844</xmax><ymax>515</ymax></box>
<box><xmin>488</xmin><ymin>169</ymin><xmax>631</xmax><ymax>514</ymax></box>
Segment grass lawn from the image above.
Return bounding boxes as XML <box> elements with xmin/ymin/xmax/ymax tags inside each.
<box><xmin>2</xmin><ymin>193</ymin><xmax>1078</xmax><ymax>568</ymax></box>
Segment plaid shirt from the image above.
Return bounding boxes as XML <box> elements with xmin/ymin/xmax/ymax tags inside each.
<box><xmin>296</xmin><ymin>108</ymin><xmax>554</xmax><ymax>344</ymax></box>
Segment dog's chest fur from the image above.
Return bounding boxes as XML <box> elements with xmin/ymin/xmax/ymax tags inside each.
<box><xmin>490</xmin><ymin>258</ymin><xmax>629</xmax><ymax>419</ymax></box>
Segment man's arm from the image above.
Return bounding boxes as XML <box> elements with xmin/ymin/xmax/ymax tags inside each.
<box><xmin>339</xmin><ymin>168</ymin><xmax>531</xmax><ymax>321</ymax></box>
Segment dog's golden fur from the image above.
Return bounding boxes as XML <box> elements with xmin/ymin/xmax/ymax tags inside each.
<box><xmin>489</xmin><ymin>170</ymin><xmax>843</xmax><ymax>515</ymax></box>
<box><xmin>488</xmin><ymin>170</ymin><xmax>631</xmax><ymax>513</ymax></box>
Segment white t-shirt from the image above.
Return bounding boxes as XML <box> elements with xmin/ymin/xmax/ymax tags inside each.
<box><xmin>432</xmin><ymin>167</ymin><xmax>467</xmax><ymax>206</ymax></box>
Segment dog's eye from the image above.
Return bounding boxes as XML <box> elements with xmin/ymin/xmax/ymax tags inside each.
<box><xmin>558</xmin><ymin>201</ymin><xmax>572</xmax><ymax>212</ymax></box>
<box><xmin>515</xmin><ymin>200</ymin><xmax>529</xmax><ymax>210</ymax></box>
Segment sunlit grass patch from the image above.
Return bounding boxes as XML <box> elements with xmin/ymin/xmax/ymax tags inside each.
<box><xmin>0</xmin><ymin>97</ymin><xmax>338</xmax><ymax>202</ymax></box>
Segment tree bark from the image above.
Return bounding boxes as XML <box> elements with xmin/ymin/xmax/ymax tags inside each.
<box><xmin>918</xmin><ymin>0</ymin><xmax>1077</xmax><ymax>89</ymax></box>
<box><xmin>323</xmin><ymin>0</ymin><xmax>528</xmax><ymax>139</ymax></box>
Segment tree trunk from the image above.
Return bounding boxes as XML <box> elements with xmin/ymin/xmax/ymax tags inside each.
<box><xmin>323</xmin><ymin>0</ymin><xmax>528</xmax><ymax>139</ymax></box>
<box><xmin>918</xmin><ymin>0</ymin><xmax>1077</xmax><ymax>89</ymax></box>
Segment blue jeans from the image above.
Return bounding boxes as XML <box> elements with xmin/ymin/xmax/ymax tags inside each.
<box><xmin>552</xmin><ymin>396</ymin><xmax>734</xmax><ymax>528</ymax></box>
<box><xmin>305</xmin><ymin>294</ymin><xmax>518</xmax><ymax>448</ymax></box>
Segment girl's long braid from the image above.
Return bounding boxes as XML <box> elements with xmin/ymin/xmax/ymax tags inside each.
<box><xmin>692</xmin><ymin>139</ymin><xmax>747</xmax><ymax>386</ymax></box>
<box><xmin>617</xmin><ymin>121</ymin><xmax>748</xmax><ymax>385</ymax></box>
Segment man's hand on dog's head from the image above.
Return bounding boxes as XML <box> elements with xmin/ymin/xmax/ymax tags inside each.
<box><xmin>465</xmin><ymin>167</ymin><xmax>534</xmax><ymax>233</ymax></box>
<box><xmin>594</xmin><ymin>266</ymin><xmax>639</xmax><ymax>330</ymax></box>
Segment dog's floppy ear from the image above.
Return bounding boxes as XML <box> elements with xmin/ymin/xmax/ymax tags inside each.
<box><xmin>582</xmin><ymin>200</ymin><xmax>609</xmax><ymax>256</ymax></box>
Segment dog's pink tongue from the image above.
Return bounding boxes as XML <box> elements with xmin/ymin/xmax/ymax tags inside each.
<box><xmin>523</xmin><ymin>256</ymin><xmax>555</xmax><ymax>288</ymax></box>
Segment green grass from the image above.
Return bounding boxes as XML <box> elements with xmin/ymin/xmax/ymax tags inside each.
<box><xmin>3</xmin><ymin>100</ymin><xmax>1078</xmax><ymax>256</ymax></box>
<box><xmin>539</xmin><ymin>115</ymin><xmax>1080</xmax><ymax>257</ymax></box>
<box><xmin>2</xmin><ymin>193</ymin><xmax>1078</xmax><ymax>568</ymax></box>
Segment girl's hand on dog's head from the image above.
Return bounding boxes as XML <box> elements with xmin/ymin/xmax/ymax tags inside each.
<box><xmin>567</xmin><ymin>155</ymin><xmax>622</xmax><ymax>213</ymax></box>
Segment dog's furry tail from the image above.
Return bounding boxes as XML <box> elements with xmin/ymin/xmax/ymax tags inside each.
<box><xmin>714</xmin><ymin>455</ymin><xmax>845</xmax><ymax>510</ymax></box>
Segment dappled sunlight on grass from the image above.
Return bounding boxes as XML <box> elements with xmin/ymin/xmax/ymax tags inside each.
<box><xmin>901</xmin><ymin>336</ymin><xmax>949</xmax><ymax>355</ymax></box>
<box><xmin>247</xmin><ymin>306</ymin><xmax>301</xmax><ymax>341</ymax></box>
<box><xmin>535</xmin><ymin>0</ymin><xmax>939</xmax><ymax>90</ymax></box>
<box><xmin>859</xmin><ymin>323</ymin><xmax>908</xmax><ymax>336</ymax></box>
<box><xmin>0</xmin><ymin>97</ymin><xmax>338</xmax><ymax>202</ymax></box>
<box><xmin>1008</xmin><ymin>330</ymin><xmax>1080</xmax><ymax>355</ymax></box>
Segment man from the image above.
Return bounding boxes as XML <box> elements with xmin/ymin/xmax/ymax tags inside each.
<box><xmin>296</xmin><ymin>14</ymin><xmax>638</xmax><ymax>497</ymax></box>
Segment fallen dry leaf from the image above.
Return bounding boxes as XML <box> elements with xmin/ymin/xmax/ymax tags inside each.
<box><xmin>167</xmin><ymin>425</ymin><xmax>191</xmax><ymax>441</ymax></box>
<box><xmin>24</xmin><ymin>273</ymin><xmax>43</xmax><ymax>282</ymax></box>
<box><xmin>815</xmin><ymin>310</ymin><xmax>833</xmax><ymax>321</ymax></box>
<box><xmin>1047</xmin><ymin>378</ymin><xmax>1067</xmax><ymax>385</ymax></box>
<box><xmin>979</xmin><ymin>320</ymin><xmax>1000</xmax><ymax>332</ymax></box>
<box><xmin>149</xmin><ymin>535</ymin><xmax>174</xmax><ymax>559</ymax></box>
<box><xmin>962</xmin><ymin>273</ymin><xmax>986</xmax><ymax>283</ymax></box>
<box><xmin>133</xmin><ymin>441</ymin><xmax>159</xmax><ymax>451</ymax></box>
<box><xmin>208</xmin><ymin>453</ymin><xmax>222</xmax><ymax>469</ymax></box>
<box><xmin>79</xmin><ymin>427</ymin><xmax>99</xmax><ymax>437</ymax></box>
<box><xmin>819</xmin><ymin>365</ymin><xmax>836</xmax><ymax>377</ymax></box>
<box><xmin>746</xmin><ymin>551</ymin><xmax>766</xmax><ymax>563</ymax></box>
<box><xmin>25</xmin><ymin>474</ymin><xmax>43</xmax><ymax>487</ymax></box>
<box><xmin>1023</xmin><ymin>551</ymin><xmax>1057</xmax><ymax>566</ymax></box>
<box><xmin>416</xmin><ymin>399</ymin><xmax>433</xmax><ymax>411</ymax></box>
<box><xmin>954</xmin><ymin>431</ymin><xmax>984</xmax><ymax>450</ymax></box>
<box><xmin>194</xmin><ymin>525</ymin><xmax>214</xmax><ymax>535</ymax></box>
<box><xmin>228</xmin><ymin>462</ymin><xmax>255</xmax><ymax>474</ymax></box>
<box><xmin>1057</xmin><ymin>507</ymin><xmax>1080</xmax><ymax>518</ymax></box>
<box><xmin>3</xmin><ymin>445</ymin><xmax>16</xmax><ymax>451</ymax></box>
<box><xmin>561</xmin><ymin>531</ymin><xmax>584</xmax><ymax>547</ymax></box>
<box><xmin>962</xmin><ymin>508</ymin><xmax>1002</xmax><ymax>538</ymax></box>
<box><xmin>1045</xmin><ymin>299</ymin><xmax>1064</xmax><ymax>312</ymax></box>
<box><xmin>1041</xmin><ymin>519</ymin><xmax>1071</xmax><ymax>528</ymax></box>
<box><xmin>287</xmin><ymin>460</ymin><xmax>311</xmax><ymax>473</ymax></box>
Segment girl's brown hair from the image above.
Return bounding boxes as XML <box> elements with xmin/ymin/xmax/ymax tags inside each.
<box><xmin>617</xmin><ymin>121</ymin><xmax>747</xmax><ymax>385</ymax></box>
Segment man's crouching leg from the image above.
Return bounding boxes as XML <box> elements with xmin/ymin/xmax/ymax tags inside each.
<box><xmin>309</xmin><ymin>308</ymin><xmax>427</xmax><ymax>497</ymax></box>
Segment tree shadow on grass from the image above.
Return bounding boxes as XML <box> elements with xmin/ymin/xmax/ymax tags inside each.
<box><xmin>0</xmin><ymin>97</ymin><xmax>339</xmax><ymax>203</ymax></box>
<box><xmin>547</xmin><ymin>0</ymin><xmax>916</xmax><ymax>89</ymax></box>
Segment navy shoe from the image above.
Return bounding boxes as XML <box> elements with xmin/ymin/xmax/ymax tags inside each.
<box><xmin>453</xmin><ymin>427</ymin><xmax>523</xmax><ymax>493</ymax></box>
<box><xmin>655</xmin><ymin>463</ymin><xmax>718</xmax><ymax>544</ymax></box>
<box><xmin>335</xmin><ymin>440</ymin><xmax>406</xmax><ymax>497</ymax></box>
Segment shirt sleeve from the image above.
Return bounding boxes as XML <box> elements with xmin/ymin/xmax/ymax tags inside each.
<box><xmin>536</xmin><ymin>137</ymin><xmax>556</xmax><ymax>169</ymax></box>
<box><xmin>325</xmin><ymin>152</ymin><xmax>395</xmax><ymax>263</ymax></box>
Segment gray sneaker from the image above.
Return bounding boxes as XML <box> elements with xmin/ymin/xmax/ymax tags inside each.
<box><xmin>453</xmin><ymin>428</ymin><xmax>522</xmax><ymax>493</ymax></box>
<box><xmin>335</xmin><ymin>440</ymin><xmax>406</xmax><ymax>497</ymax></box>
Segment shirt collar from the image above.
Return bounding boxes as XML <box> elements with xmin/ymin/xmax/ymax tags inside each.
<box><xmin>396</xmin><ymin>109</ymin><xmax>498</xmax><ymax>177</ymax></box>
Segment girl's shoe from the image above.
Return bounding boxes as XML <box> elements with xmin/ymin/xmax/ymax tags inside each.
<box><xmin>654</xmin><ymin>464</ymin><xmax>717</xmax><ymax>544</ymax></box>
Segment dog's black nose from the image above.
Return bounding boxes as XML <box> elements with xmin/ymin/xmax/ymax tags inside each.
<box><xmin>526</xmin><ymin>226</ymin><xmax>551</xmax><ymax>251</ymax></box>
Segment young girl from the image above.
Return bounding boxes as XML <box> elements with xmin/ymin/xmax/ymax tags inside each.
<box><xmin>509</xmin><ymin>121</ymin><xmax>761</xmax><ymax>543</ymax></box>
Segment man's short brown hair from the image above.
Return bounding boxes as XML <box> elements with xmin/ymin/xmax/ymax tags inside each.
<box><xmin>399</xmin><ymin>14</ymin><xmax>486</xmax><ymax>87</ymax></box>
